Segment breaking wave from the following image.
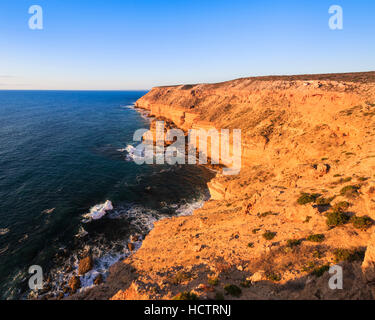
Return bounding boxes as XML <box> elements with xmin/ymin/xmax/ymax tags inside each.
<box><xmin>43</xmin><ymin>194</ymin><xmax>208</xmax><ymax>299</ymax></box>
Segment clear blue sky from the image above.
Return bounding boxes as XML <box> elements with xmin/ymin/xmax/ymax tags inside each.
<box><xmin>0</xmin><ymin>0</ymin><xmax>374</xmax><ymax>90</ymax></box>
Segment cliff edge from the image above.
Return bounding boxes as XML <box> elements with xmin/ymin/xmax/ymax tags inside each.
<box><xmin>72</xmin><ymin>72</ymin><xmax>375</xmax><ymax>300</ymax></box>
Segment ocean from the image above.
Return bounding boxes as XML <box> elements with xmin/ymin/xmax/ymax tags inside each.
<box><xmin>0</xmin><ymin>90</ymin><xmax>214</xmax><ymax>299</ymax></box>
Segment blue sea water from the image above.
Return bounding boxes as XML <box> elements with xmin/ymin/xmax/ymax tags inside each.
<box><xmin>0</xmin><ymin>91</ymin><xmax>213</xmax><ymax>299</ymax></box>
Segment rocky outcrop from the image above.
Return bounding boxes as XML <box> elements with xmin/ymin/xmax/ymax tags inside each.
<box><xmin>136</xmin><ymin>73</ymin><xmax>375</xmax><ymax>170</ymax></box>
<box><xmin>78</xmin><ymin>256</ymin><xmax>93</xmax><ymax>275</ymax></box>
<box><xmin>68</xmin><ymin>276</ymin><xmax>81</xmax><ymax>293</ymax></box>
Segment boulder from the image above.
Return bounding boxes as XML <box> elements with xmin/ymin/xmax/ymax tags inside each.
<box><xmin>130</xmin><ymin>235</ymin><xmax>140</xmax><ymax>242</ymax></box>
<box><xmin>248</xmin><ymin>270</ymin><xmax>266</xmax><ymax>284</ymax></box>
<box><xmin>94</xmin><ymin>274</ymin><xmax>103</xmax><ymax>285</ymax></box>
<box><xmin>128</xmin><ymin>242</ymin><xmax>135</xmax><ymax>251</ymax></box>
<box><xmin>68</xmin><ymin>276</ymin><xmax>81</xmax><ymax>293</ymax></box>
<box><xmin>78</xmin><ymin>255</ymin><xmax>93</xmax><ymax>275</ymax></box>
<box><xmin>315</xmin><ymin>163</ymin><xmax>330</xmax><ymax>175</ymax></box>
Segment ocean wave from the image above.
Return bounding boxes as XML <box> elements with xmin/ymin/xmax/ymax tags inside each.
<box><xmin>43</xmin><ymin>195</ymin><xmax>208</xmax><ymax>298</ymax></box>
<box><xmin>82</xmin><ymin>200</ymin><xmax>113</xmax><ymax>222</ymax></box>
<box><xmin>120</xmin><ymin>104</ymin><xmax>135</xmax><ymax>109</ymax></box>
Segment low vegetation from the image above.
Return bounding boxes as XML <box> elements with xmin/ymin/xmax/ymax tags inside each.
<box><xmin>170</xmin><ymin>271</ymin><xmax>192</xmax><ymax>285</ymax></box>
<box><xmin>311</xmin><ymin>264</ymin><xmax>330</xmax><ymax>277</ymax></box>
<box><xmin>307</xmin><ymin>234</ymin><xmax>325</xmax><ymax>243</ymax></box>
<box><xmin>258</xmin><ymin>211</ymin><xmax>279</xmax><ymax>217</ymax></box>
<box><xmin>224</xmin><ymin>284</ymin><xmax>242</xmax><ymax>297</ymax></box>
<box><xmin>326</xmin><ymin>209</ymin><xmax>350</xmax><ymax>227</ymax></box>
<box><xmin>263</xmin><ymin>231</ymin><xmax>277</xmax><ymax>240</ymax></box>
<box><xmin>315</xmin><ymin>196</ymin><xmax>335</xmax><ymax>206</ymax></box>
<box><xmin>297</xmin><ymin>193</ymin><xmax>321</xmax><ymax>205</ymax></box>
<box><xmin>332</xmin><ymin>201</ymin><xmax>351</xmax><ymax>211</ymax></box>
<box><xmin>332</xmin><ymin>177</ymin><xmax>352</xmax><ymax>185</ymax></box>
<box><xmin>333</xmin><ymin>248</ymin><xmax>365</xmax><ymax>263</ymax></box>
<box><xmin>173</xmin><ymin>291</ymin><xmax>199</xmax><ymax>300</ymax></box>
<box><xmin>340</xmin><ymin>185</ymin><xmax>361</xmax><ymax>198</ymax></box>
<box><xmin>350</xmin><ymin>215</ymin><xmax>373</xmax><ymax>229</ymax></box>
<box><xmin>208</xmin><ymin>276</ymin><xmax>219</xmax><ymax>286</ymax></box>
<box><xmin>266</xmin><ymin>272</ymin><xmax>281</xmax><ymax>282</ymax></box>
<box><xmin>286</xmin><ymin>239</ymin><xmax>302</xmax><ymax>248</ymax></box>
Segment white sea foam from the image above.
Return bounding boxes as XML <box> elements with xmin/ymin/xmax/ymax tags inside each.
<box><xmin>120</xmin><ymin>104</ymin><xmax>135</xmax><ymax>109</ymax></box>
<box><xmin>47</xmin><ymin>195</ymin><xmax>209</xmax><ymax>298</ymax></box>
<box><xmin>82</xmin><ymin>200</ymin><xmax>113</xmax><ymax>222</ymax></box>
<box><xmin>124</xmin><ymin>144</ymin><xmax>145</xmax><ymax>162</ymax></box>
<box><xmin>175</xmin><ymin>198</ymin><xmax>206</xmax><ymax>216</ymax></box>
<box><xmin>75</xmin><ymin>227</ymin><xmax>88</xmax><ymax>238</ymax></box>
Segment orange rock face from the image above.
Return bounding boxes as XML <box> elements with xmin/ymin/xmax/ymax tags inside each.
<box><xmin>78</xmin><ymin>256</ymin><xmax>93</xmax><ymax>275</ymax></box>
<box><xmin>73</xmin><ymin>72</ymin><xmax>375</xmax><ymax>300</ymax></box>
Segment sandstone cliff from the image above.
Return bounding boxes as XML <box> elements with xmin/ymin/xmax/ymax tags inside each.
<box><xmin>73</xmin><ymin>72</ymin><xmax>375</xmax><ymax>300</ymax></box>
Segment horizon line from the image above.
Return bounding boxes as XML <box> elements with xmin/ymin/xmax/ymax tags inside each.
<box><xmin>0</xmin><ymin>89</ymin><xmax>150</xmax><ymax>92</ymax></box>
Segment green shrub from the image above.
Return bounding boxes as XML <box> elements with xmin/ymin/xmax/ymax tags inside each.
<box><xmin>316</xmin><ymin>196</ymin><xmax>335</xmax><ymax>206</ymax></box>
<box><xmin>302</xmin><ymin>261</ymin><xmax>316</xmax><ymax>272</ymax></box>
<box><xmin>315</xmin><ymin>196</ymin><xmax>335</xmax><ymax>206</ymax></box>
<box><xmin>266</xmin><ymin>272</ymin><xmax>281</xmax><ymax>282</ymax></box>
<box><xmin>313</xmin><ymin>249</ymin><xmax>323</xmax><ymax>259</ymax></box>
<box><xmin>287</xmin><ymin>239</ymin><xmax>302</xmax><ymax>248</ymax></box>
<box><xmin>171</xmin><ymin>271</ymin><xmax>192</xmax><ymax>285</ymax></box>
<box><xmin>208</xmin><ymin>276</ymin><xmax>219</xmax><ymax>286</ymax></box>
<box><xmin>307</xmin><ymin>234</ymin><xmax>325</xmax><ymax>243</ymax></box>
<box><xmin>173</xmin><ymin>291</ymin><xmax>199</xmax><ymax>300</ymax></box>
<box><xmin>332</xmin><ymin>201</ymin><xmax>351</xmax><ymax>211</ymax></box>
<box><xmin>311</xmin><ymin>264</ymin><xmax>330</xmax><ymax>277</ymax></box>
<box><xmin>340</xmin><ymin>185</ymin><xmax>361</xmax><ymax>198</ymax></box>
<box><xmin>263</xmin><ymin>231</ymin><xmax>276</xmax><ymax>240</ymax></box>
<box><xmin>258</xmin><ymin>211</ymin><xmax>279</xmax><ymax>217</ymax></box>
<box><xmin>326</xmin><ymin>210</ymin><xmax>350</xmax><ymax>227</ymax></box>
<box><xmin>247</xmin><ymin>242</ymin><xmax>254</xmax><ymax>248</ymax></box>
<box><xmin>358</xmin><ymin>177</ymin><xmax>369</xmax><ymax>182</ymax></box>
<box><xmin>252</xmin><ymin>228</ymin><xmax>260</xmax><ymax>234</ymax></box>
<box><xmin>351</xmin><ymin>216</ymin><xmax>373</xmax><ymax>230</ymax></box>
<box><xmin>334</xmin><ymin>248</ymin><xmax>365</xmax><ymax>263</ymax></box>
<box><xmin>297</xmin><ymin>193</ymin><xmax>321</xmax><ymax>205</ymax></box>
<box><xmin>333</xmin><ymin>177</ymin><xmax>352</xmax><ymax>185</ymax></box>
<box><xmin>224</xmin><ymin>284</ymin><xmax>242</xmax><ymax>297</ymax></box>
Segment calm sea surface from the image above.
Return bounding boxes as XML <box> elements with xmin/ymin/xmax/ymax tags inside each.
<box><xmin>0</xmin><ymin>91</ymin><xmax>213</xmax><ymax>299</ymax></box>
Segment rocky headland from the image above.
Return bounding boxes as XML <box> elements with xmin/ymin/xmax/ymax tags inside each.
<box><xmin>70</xmin><ymin>72</ymin><xmax>375</xmax><ymax>300</ymax></box>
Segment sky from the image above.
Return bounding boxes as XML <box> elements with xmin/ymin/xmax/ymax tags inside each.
<box><xmin>0</xmin><ymin>0</ymin><xmax>374</xmax><ymax>90</ymax></box>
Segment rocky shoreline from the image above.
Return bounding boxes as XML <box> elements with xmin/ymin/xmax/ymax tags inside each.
<box><xmin>70</xmin><ymin>72</ymin><xmax>375</xmax><ymax>300</ymax></box>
